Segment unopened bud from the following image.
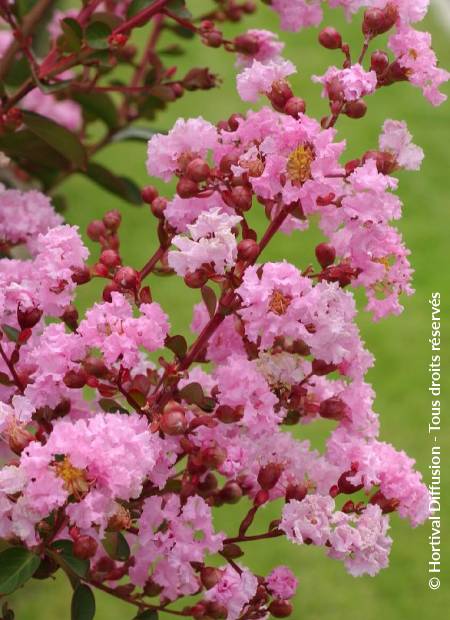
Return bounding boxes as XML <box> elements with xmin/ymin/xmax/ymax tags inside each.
<box><xmin>100</xmin><ymin>249</ymin><xmax>121</xmax><ymax>268</ymax></box>
<box><xmin>151</xmin><ymin>196</ymin><xmax>167</xmax><ymax>219</ymax></box>
<box><xmin>315</xmin><ymin>243</ymin><xmax>336</xmax><ymax>269</ymax></box>
<box><xmin>230</xmin><ymin>185</ymin><xmax>252</xmax><ymax>211</ymax></box>
<box><xmin>285</xmin><ymin>483</ymin><xmax>307</xmax><ymax>503</ymax></box>
<box><xmin>184</xmin><ymin>268</ymin><xmax>209</xmax><ymax>289</ymax></box>
<box><xmin>319</xmin><ymin>397</ymin><xmax>348</xmax><ymax>421</ymax></box>
<box><xmin>258</xmin><ymin>463</ymin><xmax>283</xmax><ymax>490</ymax></box>
<box><xmin>220</xmin><ymin>481</ymin><xmax>243</xmax><ymax>504</ymax></box>
<box><xmin>186</xmin><ymin>158</ymin><xmax>211</xmax><ymax>183</ymax></box>
<box><xmin>17</xmin><ymin>305</ymin><xmax>42</xmax><ymax>330</ymax></box>
<box><xmin>71</xmin><ymin>266</ymin><xmax>91</xmax><ymax>285</ymax></box>
<box><xmin>160</xmin><ymin>402</ymin><xmax>187</xmax><ymax>435</ymax></box>
<box><xmin>370</xmin><ymin>50</ymin><xmax>389</xmax><ymax>74</ymax></box>
<box><xmin>318</xmin><ymin>27</ymin><xmax>342</xmax><ymax>50</ymax></box>
<box><xmin>87</xmin><ymin>219</ymin><xmax>106</xmax><ymax>241</ymax></box>
<box><xmin>234</xmin><ymin>33</ymin><xmax>260</xmax><ymax>55</ymax></box>
<box><xmin>73</xmin><ymin>535</ymin><xmax>98</xmax><ymax>560</ymax></box>
<box><xmin>237</xmin><ymin>238</ymin><xmax>259</xmax><ymax>262</ymax></box>
<box><xmin>268</xmin><ymin>600</ymin><xmax>293</xmax><ymax>618</ymax></box>
<box><xmin>176</xmin><ymin>177</ymin><xmax>199</xmax><ymax>199</ymax></box>
<box><xmin>141</xmin><ymin>185</ymin><xmax>159</xmax><ymax>204</ymax></box>
<box><xmin>114</xmin><ymin>266</ymin><xmax>138</xmax><ymax>290</ymax></box>
<box><xmin>103</xmin><ymin>210</ymin><xmax>121</xmax><ymax>232</ymax></box>
<box><xmin>63</xmin><ymin>368</ymin><xmax>87</xmax><ymax>389</ymax></box>
<box><xmin>284</xmin><ymin>96</ymin><xmax>306</xmax><ymax>119</ymax></box>
<box><xmin>200</xmin><ymin>567</ymin><xmax>222</xmax><ymax>589</ymax></box>
<box><xmin>344</xmin><ymin>99</ymin><xmax>367</xmax><ymax>119</ymax></box>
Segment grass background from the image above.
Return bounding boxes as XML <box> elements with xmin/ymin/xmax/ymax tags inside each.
<box><xmin>10</xmin><ymin>1</ymin><xmax>450</xmax><ymax>618</ymax></box>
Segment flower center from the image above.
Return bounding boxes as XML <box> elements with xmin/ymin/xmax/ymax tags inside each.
<box><xmin>286</xmin><ymin>144</ymin><xmax>315</xmax><ymax>184</ymax></box>
<box><xmin>54</xmin><ymin>456</ymin><xmax>90</xmax><ymax>499</ymax></box>
<box><xmin>269</xmin><ymin>290</ymin><xmax>292</xmax><ymax>315</ymax></box>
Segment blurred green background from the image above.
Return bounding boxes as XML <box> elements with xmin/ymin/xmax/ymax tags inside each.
<box><xmin>10</xmin><ymin>1</ymin><xmax>450</xmax><ymax>618</ymax></box>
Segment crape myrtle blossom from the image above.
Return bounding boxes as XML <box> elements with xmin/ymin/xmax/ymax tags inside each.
<box><xmin>388</xmin><ymin>25</ymin><xmax>450</xmax><ymax>106</ymax></box>
<box><xmin>168</xmin><ymin>208</ymin><xmax>241</xmax><ymax>277</ymax></box>
<box><xmin>236</xmin><ymin>58</ymin><xmax>297</xmax><ymax>102</ymax></box>
<box><xmin>0</xmin><ymin>0</ymin><xmax>442</xmax><ymax>616</ymax></box>
<box><xmin>235</xmin><ymin>29</ymin><xmax>284</xmax><ymax>67</ymax></box>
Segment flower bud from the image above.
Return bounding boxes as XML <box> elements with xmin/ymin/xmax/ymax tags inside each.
<box><xmin>207</xmin><ymin>602</ymin><xmax>228</xmax><ymax>619</ymax></box>
<box><xmin>160</xmin><ymin>402</ymin><xmax>187</xmax><ymax>435</ymax></box>
<box><xmin>257</xmin><ymin>463</ymin><xmax>283</xmax><ymax>491</ymax></box>
<box><xmin>63</xmin><ymin>368</ymin><xmax>88</xmax><ymax>389</ymax></box>
<box><xmin>254</xmin><ymin>488</ymin><xmax>269</xmax><ymax>506</ymax></box>
<box><xmin>201</xmin><ymin>446</ymin><xmax>227</xmax><ymax>469</ymax></box>
<box><xmin>221</xmin><ymin>543</ymin><xmax>243</xmax><ymax>559</ymax></box>
<box><xmin>103</xmin><ymin>210</ymin><xmax>121</xmax><ymax>232</ymax></box>
<box><xmin>344</xmin><ymin>99</ymin><xmax>367</xmax><ymax>119</ymax></box>
<box><xmin>215</xmin><ymin>404</ymin><xmax>243</xmax><ymax>423</ymax></box>
<box><xmin>177</xmin><ymin>177</ymin><xmax>199</xmax><ymax>199</ymax></box>
<box><xmin>268</xmin><ymin>79</ymin><xmax>294</xmax><ymax>111</ymax></box>
<box><xmin>151</xmin><ymin>196</ymin><xmax>167</xmax><ymax>219</ymax></box>
<box><xmin>338</xmin><ymin>470</ymin><xmax>364</xmax><ymax>494</ymax></box>
<box><xmin>114</xmin><ymin>266</ymin><xmax>138</xmax><ymax>290</ymax></box>
<box><xmin>61</xmin><ymin>304</ymin><xmax>79</xmax><ymax>331</ymax></box>
<box><xmin>108</xmin><ymin>33</ymin><xmax>128</xmax><ymax>49</ymax></box>
<box><xmin>345</xmin><ymin>159</ymin><xmax>361</xmax><ymax>175</ymax></box>
<box><xmin>234</xmin><ymin>33</ymin><xmax>260</xmax><ymax>55</ymax></box>
<box><xmin>362</xmin><ymin>5</ymin><xmax>398</xmax><ymax>37</ymax></box>
<box><xmin>143</xmin><ymin>578</ymin><xmax>163</xmax><ymax>597</ymax></box>
<box><xmin>100</xmin><ymin>249</ymin><xmax>121</xmax><ymax>268</ymax></box>
<box><xmin>4</xmin><ymin>107</ymin><xmax>23</xmax><ymax>130</ymax></box>
<box><xmin>73</xmin><ymin>535</ymin><xmax>98</xmax><ymax>560</ymax></box>
<box><xmin>230</xmin><ymin>186</ymin><xmax>252</xmax><ymax>211</ymax></box>
<box><xmin>269</xmin><ymin>600</ymin><xmax>293</xmax><ymax>618</ymax></box>
<box><xmin>84</xmin><ymin>356</ymin><xmax>108</xmax><ymax>378</ymax></box>
<box><xmin>284</xmin><ymin>96</ymin><xmax>306</xmax><ymax>119</ymax></box>
<box><xmin>107</xmin><ymin>505</ymin><xmax>132</xmax><ymax>531</ymax></box>
<box><xmin>220</xmin><ymin>481</ymin><xmax>243</xmax><ymax>504</ymax></box>
<box><xmin>342</xmin><ymin>500</ymin><xmax>355</xmax><ymax>514</ymax></box>
<box><xmin>186</xmin><ymin>158</ymin><xmax>211</xmax><ymax>183</ymax></box>
<box><xmin>17</xmin><ymin>305</ymin><xmax>42</xmax><ymax>330</ymax></box>
<box><xmin>201</xmin><ymin>567</ymin><xmax>222</xmax><ymax>590</ymax></box>
<box><xmin>102</xmin><ymin>282</ymin><xmax>120</xmax><ymax>302</ymax></box>
<box><xmin>285</xmin><ymin>483</ymin><xmax>307</xmax><ymax>503</ymax></box>
<box><xmin>203</xmin><ymin>30</ymin><xmax>223</xmax><ymax>48</ymax></box>
<box><xmin>318</xmin><ymin>27</ymin><xmax>342</xmax><ymax>50</ymax></box>
<box><xmin>220</xmin><ymin>153</ymin><xmax>239</xmax><ymax>173</ymax></box>
<box><xmin>319</xmin><ymin>397</ymin><xmax>348</xmax><ymax>421</ymax></box>
<box><xmin>9</xmin><ymin>427</ymin><xmax>34</xmax><ymax>455</ymax></box>
<box><xmin>71</xmin><ymin>266</ymin><xmax>91</xmax><ymax>285</ymax></box>
<box><xmin>184</xmin><ymin>268</ymin><xmax>209</xmax><ymax>289</ymax></box>
<box><xmin>237</xmin><ymin>239</ymin><xmax>259</xmax><ymax>262</ymax></box>
<box><xmin>312</xmin><ymin>359</ymin><xmax>337</xmax><ymax>376</ymax></box>
<box><xmin>87</xmin><ymin>220</ymin><xmax>106</xmax><ymax>241</ymax></box>
<box><xmin>370</xmin><ymin>50</ymin><xmax>389</xmax><ymax>74</ymax></box>
<box><xmin>141</xmin><ymin>185</ymin><xmax>159</xmax><ymax>204</ymax></box>
<box><xmin>315</xmin><ymin>243</ymin><xmax>336</xmax><ymax>269</ymax></box>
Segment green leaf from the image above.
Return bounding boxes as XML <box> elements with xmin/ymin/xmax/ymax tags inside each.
<box><xmin>201</xmin><ymin>286</ymin><xmax>217</xmax><ymax>319</ymax></box>
<box><xmin>0</xmin><ymin>548</ymin><xmax>40</xmax><ymax>595</ymax></box>
<box><xmin>133</xmin><ymin>611</ymin><xmax>158</xmax><ymax>620</ymax></box>
<box><xmin>165</xmin><ymin>335</ymin><xmax>187</xmax><ymax>359</ymax></box>
<box><xmin>99</xmin><ymin>398</ymin><xmax>129</xmax><ymax>414</ymax></box>
<box><xmin>103</xmin><ymin>532</ymin><xmax>130</xmax><ymax>561</ymax></box>
<box><xmin>166</xmin><ymin>0</ymin><xmax>192</xmax><ymax>19</ymax></box>
<box><xmin>111</xmin><ymin>126</ymin><xmax>159</xmax><ymax>143</ymax></box>
<box><xmin>84</xmin><ymin>162</ymin><xmax>142</xmax><ymax>205</ymax></box>
<box><xmin>85</xmin><ymin>20</ymin><xmax>112</xmax><ymax>50</ymax></box>
<box><xmin>60</xmin><ymin>18</ymin><xmax>83</xmax><ymax>53</ymax></box>
<box><xmin>0</xmin><ymin>371</ymin><xmax>13</xmax><ymax>386</ymax></box>
<box><xmin>126</xmin><ymin>0</ymin><xmax>158</xmax><ymax>18</ymax></box>
<box><xmin>22</xmin><ymin>111</ymin><xmax>87</xmax><ymax>170</ymax></box>
<box><xmin>1</xmin><ymin>324</ymin><xmax>20</xmax><ymax>343</ymax></box>
<box><xmin>74</xmin><ymin>92</ymin><xmax>118</xmax><ymax>128</ymax></box>
<box><xmin>71</xmin><ymin>584</ymin><xmax>96</xmax><ymax>620</ymax></box>
<box><xmin>159</xmin><ymin>44</ymin><xmax>185</xmax><ymax>56</ymax></box>
<box><xmin>179</xmin><ymin>382</ymin><xmax>204</xmax><ymax>406</ymax></box>
<box><xmin>0</xmin><ymin>129</ymin><xmax>68</xmax><ymax>170</ymax></box>
<box><xmin>50</xmin><ymin>541</ymin><xmax>89</xmax><ymax>578</ymax></box>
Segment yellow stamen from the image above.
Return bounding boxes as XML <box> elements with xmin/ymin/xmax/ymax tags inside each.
<box><xmin>54</xmin><ymin>457</ymin><xmax>90</xmax><ymax>499</ymax></box>
<box><xmin>286</xmin><ymin>144</ymin><xmax>315</xmax><ymax>184</ymax></box>
<box><xmin>269</xmin><ymin>290</ymin><xmax>292</xmax><ymax>315</ymax></box>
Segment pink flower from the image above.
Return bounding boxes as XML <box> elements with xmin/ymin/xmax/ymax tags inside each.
<box><xmin>130</xmin><ymin>494</ymin><xmax>224</xmax><ymax>599</ymax></box>
<box><xmin>271</xmin><ymin>0</ymin><xmax>323</xmax><ymax>32</ymax></box>
<box><xmin>78</xmin><ymin>292</ymin><xmax>169</xmax><ymax>368</ymax></box>
<box><xmin>165</xmin><ymin>193</ymin><xmax>234</xmax><ymax>233</ymax></box>
<box><xmin>281</xmin><ymin>495</ymin><xmax>335</xmax><ymax>545</ymax></box>
<box><xmin>204</xmin><ymin>565</ymin><xmax>258</xmax><ymax>620</ymax></box>
<box><xmin>313</xmin><ymin>64</ymin><xmax>377</xmax><ymax>101</ymax></box>
<box><xmin>147</xmin><ymin>118</ymin><xmax>218</xmax><ymax>181</ymax></box>
<box><xmin>388</xmin><ymin>26</ymin><xmax>450</xmax><ymax>106</ymax></box>
<box><xmin>168</xmin><ymin>208</ymin><xmax>241</xmax><ymax>276</ymax></box>
<box><xmin>266</xmin><ymin>566</ymin><xmax>298</xmax><ymax>599</ymax></box>
<box><xmin>379</xmin><ymin>120</ymin><xmax>424</xmax><ymax>170</ymax></box>
<box><xmin>237</xmin><ymin>59</ymin><xmax>296</xmax><ymax>102</ymax></box>
<box><xmin>191</xmin><ymin>302</ymin><xmax>246</xmax><ymax>364</ymax></box>
<box><xmin>0</xmin><ymin>186</ymin><xmax>63</xmax><ymax>254</ymax></box>
<box><xmin>235</xmin><ymin>29</ymin><xmax>284</xmax><ymax>67</ymax></box>
<box><xmin>22</xmin><ymin>89</ymin><xmax>82</xmax><ymax>132</ymax></box>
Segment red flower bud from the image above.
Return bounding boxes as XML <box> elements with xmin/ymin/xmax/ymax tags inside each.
<box><xmin>219</xmin><ymin>153</ymin><xmax>239</xmax><ymax>173</ymax></box>
<box><xmin>84</xmin><ymin>356</ymin><xmax>108</xmax><ymax>378</ymax></box>
<box><xmin>362</xmin><ymin>5</ymin><xmax>398</xmax><ymax>37</ymax></box>
<box><xmin>234</xmin><ymin>33</ymin><xmax>260</xmax><ymax>55</ymax></box>
<box><xmin>184</xmin><ymin>268</ymin><xmax>209</xmax><ymax>289</ymax></box>
<box><xmin>315</xmin><ymin>243</ymin><xmax>336</xmax><ymax>269</ymax></box>
<box><xmin>102</xmin><ymin>282</ymin><xmax>120</xmax><ymax>302</ymax></box>
<box><xmin>203</xmin><ymin>30</ymin><xmax>223</xmax><ymax>48</ymax></box>
<box><xmin>151</xmin><ymin>196</ymin><xmax>168</xmax><ymax>219</ymax></box>
<box><xmin>73</xmin><ymin>535</ymin><xmax>98</xmax><ymax>560</ymax></box>
<box><xmin>103</xmin><ymin>210</ymin><xmax>121</xmax><ymax>232</ymax></box>
<box><xmin>254</xmin><ymin>488</ymin><xmax>269</xmax><ymax>506</ymax></box>
<box><xmin>87</xmin><ymin>220</ymin><xmax>106</xmax><ymax>241</ymax></box>
<box><xmin>160</xmin><ymin>403</ymin><xmax>187</xmax><ymax>435</ymax></box>
<box><xmin>284</xmin><ymin>96</ymin><xmax>306</xmax><ymax>119</ymax></box>
<box><xmin>370</xmin><ymin>50</ymin><xmax>390</xmax><ymax>74</ymax></box>
<box><xmin>319</xmin><ymin>397</ymin><xmax>348</xmax><ymax>421</ymax></box>
<box><xmin>285</xmin><ymin>483</ymin><xmax>308</xmax><ymax>503</ymax></box>
<box><xmin>269</xmin><ymin>600</ymin><xmax>293</xmax><ymax>618</ymax></box>
<box><xmin>17</xmin><ymin>305</ymin><xmax>42</xmax><ymax>330</ymax></box>
<box><xmin>237</xmin><ymin>239</ymin><xmax>259</xmax><ymax>262</ymax></box>
<box><xmin>201</xmin><ymin>445</ymin><xmax>227</xmax><ymax>469</ymax></box>
<box><xmin>61</xmin><ymin>304</ymin><xmax>79</xmax><ymax>331</ymax></box>
<box><xmin>220</xmin><ymin>481</ymin><xmax>243</xmax><ymax>504</ymax></box>
<box><xmin>114</xmin><ymin>266</ymin><xmax>138</xmax><ymax>290</ymax></box>
<box><xmin>71</xmin><ymin>266</ymin><xmax>91</xmax><ymax>285</ymax></box>
<box><xmin>63</xmin><ymin>368</ymin><xmax>87</xmax><ymax>389</ymax></box>
<box><xmin>177</xmin><ymin>177</ymin><xmax>199</xmax><ymax>199</ymax></box>
<box><xmin>344</xmin><ymin>99</ymin><xmax>367</xmax><ymax>119</ymax></box>
<box><xmin>318</xmin><ymin>27</ymin><xmax>342</xmax><ymax>50</ymax></box>
<box><xmin>186</xmin><ymin>158</ymin><xmax>211</xmax><ymax>183</ymax></box>
<box><xmin>100</xmin><ymin>249</ymin><xmax>121</xmax><ymax>268</ymax></box>
<box><xmin>257</xmin><ymin>463</ymin><xmax>283</xmax><ymax>491</ymax></box>
<box><xmin>141</xmin><ymin>185</ymin><xmax>159</xmax><ymax>204</ymax></box>
<box><xmin>230</xmin><ymin>186</ymin><xmax>253</xmax><ymax>211</ymax></box>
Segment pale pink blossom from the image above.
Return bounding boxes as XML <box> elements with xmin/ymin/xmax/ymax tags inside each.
<box><xmin>379</xmin><ymin>120</ymin><xmax>424</xmax><ymax>170</ymax></box>
<box><xmin>204</xmin><ymin>565</ymin><xmax>258</xmax><ymax>620</ymax></box>
<box><xmin>237</xmin><ymin>59</ymin><xmax>296</xmax><ymax>102</ymax></box>
<box><xmin>271</xmin><ymin>0</ymin><xmax>323</xmax><ymax>32</ymax></box>
<box><xmin>313</xmin><ymin>64</ymin><xmax>377</xmax><ymax>101</ymax></box>
<box><xmin>266</xmin><ymin>566</ymin><xmax>298</xmax><ymax>599</ymax></box>
<box><xmin>235</xmin><ymin>29</ymin><xmax>284</xmax><ymax>67</ymax></box>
